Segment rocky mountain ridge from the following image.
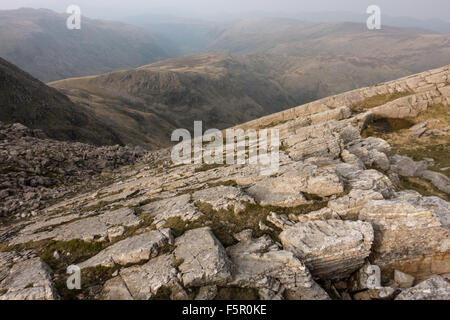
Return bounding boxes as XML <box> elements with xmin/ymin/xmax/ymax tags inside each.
<box><xmin>0</xmin><ymin>65</ymin><xmax>449</xmax><ymax>300</ymax></box>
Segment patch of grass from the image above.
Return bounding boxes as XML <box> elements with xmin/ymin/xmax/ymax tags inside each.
<box><xmin>351</xmin><ymin>91</ymin><xmax>412</xmax><ymax>112</ymax></box>
<box><xmin>55</xmin><ymin>265</ymin><xmax>118</xmax><ymax>300</ymax></box>
<box><xmin>207</xmin><ymin>180</ymin><xmax>238</xmax><ymax>188</ymax></box>
<box><xmin>398</xmin><ymin>176</ymin><xmax>449</xmax><ymax>201</ymax></box>
<box><xmin>362</xmin><ymin>103</ymin><xmax>449</xmax><ymax>199</ymax></box>
<box><xmin>171</xmin><ymin>258</ymin><xmax>184</xmax><ymax>268</ymax></box>
<box><xmin>138</xmin><ymin>198</ymin><xmax>163</xmax><ymax>206</ymax></box>
<box><xmin>0</xmin><ymin>289</ymin><xmax>7</xmax><ymax>295</ymax></box>
<box><xmin>40</xmin><ymin>239</ymin><xmax>106</xmax><ymax>272</ymax></box>
<box><xmin>80</xmin><ymin>200</ymin><xmax>114</xmax><ymax>213</ymax></box>
<box><xmin>194</xmin><ymin>163</ymin><xmax>223</xmax><ymax>173</ymax></box>
<box><xmin>393</xmin><ymin>143</ymin><xmax>450</xmax><ymax>179</ymax></box>
<box><xmin>163</xmin><ymin>200</ymin><xmax>328</xmax><ymax>247</ymax></box>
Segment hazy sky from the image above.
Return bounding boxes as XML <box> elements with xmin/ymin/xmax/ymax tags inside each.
<box><xmin>1</xmin><ymin>0</ymin><xmax>450</xmax><ymax>22</ymax></box>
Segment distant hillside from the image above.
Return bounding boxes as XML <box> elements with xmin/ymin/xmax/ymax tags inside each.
<box><xmin>0</xmin><ymin>8</ymin><xmax>171</xmax><ymax>82</ymax></box>
<box><xmin>0</xmin><ymin>57</ymin><xmax>122</xmax><ymax>145</ymax></box>
<box><xmin>207</xmin><ymin>19</ymin><xmax>450</xmax><ymax>69</ymax></box>
<box><xmin>49</xmin><ymin>53</ymin><xmax>298</xmax><ymax>149</ymax></box>
<box><xmin>49</xmin><ymin>19</ymin><xmax>450</xmax><ymax>149</ymax></box>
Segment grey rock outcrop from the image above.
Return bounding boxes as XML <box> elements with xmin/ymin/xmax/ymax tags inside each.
<box><xmin>79</xmin><ymin>229</ymin><xmax>174</xmax><ymax>269</ymax></box>
<box><xmin>226</xmin><ymin>230</ymin><xmax>329</xmax><ymax>300</ymax></box>
<box><xmin>0</xmin><ymin>258</ymin><xmax>59</xmax><ymax>300</ymax></box>
<box><xmin>395</xmin><ymin>276</ymin><xmax>450</xmax><ymax>300</ymax></box>
<box><xmin>359</xmin><ymin>197</ymin><xmax>450</xmax><ymax>280</ymax></box>
<box><xmin>279</xmin><ymin>220</ymin><xmax>374</xmax><ymax>280</ymax></box>
<box><xmin>174</xmin><ymin>227</ymin><xmax>232</xmax><ymax>287</ymax></box>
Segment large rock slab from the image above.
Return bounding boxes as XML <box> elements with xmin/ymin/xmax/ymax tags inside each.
<box><xmin>192</xmin><ymin>186</ymin><xmax>254</xmax><ymax>214</ymax></box>
<box><xmin>0</xmin><ymin>258</ymin><xmax>59</xmax><ymax>300</ymax></box>
<box><xmin>395</xmin><ymin>276</ymin><xmax>450</xmax><ymax>300</ymax></box>
<box><xmin>118</xmin><ymin>253</ymin><xmax>186</xmax><ymax>300</ymax></box>
<box><xmin>359</xmin><ymin>197</ymin><xmax>450</xmax><ymax>281</ymax></box>
<box><xmin>100</xmin><ymin>276</ymin><xmax>134</xmax><ymax>300</ymax></box>
<box><xmin>348</xmin><ymin>137</ymin><xmax>391</xmax><ymax>171</ymax></box>
<box><xmin>141</xmin><ymin>194</ymin><xmax>202</xmax><ymax>227</ymax></box>
<box><xmin>246</xmin><ymin>163</ymin><xmax>344</xmax><ymax>207</ymax></box>
<box><xmin>226</xmin><ymin>230</ymin><xmax>329</xmax><ymax>300</ymax></box>
<box><xmin>280</xmin><ymin>220</ymin><xmax>374</xmax><ymax>280</ymax></box>
<box><xmin>10</xmin><ymin>207</ymin><xmax>142</xmax><ymax>245</ymax></box>
<box><xmin>336</xmin><ymin>164</ymin><xmax>395</xmax><ymax>198</ymax></box>
<box><xmin>78</xmin><ymin>229</ymin><xmax>174</xmax><ymax>269</ymax></box>
<box><xmin>283</xmin><ymin>120</ymin><xmax>351</xmax><ymax>161</ymax></box>
<box><xmin>389</xmin><ymin>155</ymin><xmax>428</xmax><ymax>177</ymax></box>
<box><xmin>328</xmin><ymin>189</ymin><xmax>384</xmax><ymax>220</ymax></box>
<box><xmin>174</xmin><ymin>227</ymin><xmax>232</xmax><ymax>287</ymax></box>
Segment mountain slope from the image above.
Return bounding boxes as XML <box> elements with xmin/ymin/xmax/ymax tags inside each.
<box><xmin>0</xmin><ymin>57</ymin><xmax>122</xmax><ymax>145</ymax></box>
<box><xmin>49</xmin><ymin>53</ymin><xmax>298</xmax><ymax>149</ymax></box>
<box><xmin>1</xmin><ymin>65</ymin><xmax>448</xmax><ymax>301</ymax></box>
<box><xmin>0</xmin><ymin>8</ymin><xmax>170</xmax><ymax>82</ymax></box>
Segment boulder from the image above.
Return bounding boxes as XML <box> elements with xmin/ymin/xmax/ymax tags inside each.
<box><xmin>141</xmin><ymin>194</ymin><xmax>202</xmax><ymax>227</ymax></box>
<box><xmin>174</xmin><ymin>227</ymin><xmax>232</xmax><ymax>287</ymax></box>
<box><xmin>78</xmin><ymin>229</ymin><xmax>174</xmax><ymax>269</ymax></box>
<box><xmin>226</xmin><ymin>231</ymin><xmax>329</xmax><ymax>300</ymax></box>
<box><xmin>359</xmin><ymin>198</ymin><xmax>450</xmax><ymax>281</ymax></box>
<box><xmin>395</xmin><ymin>276</ymin><xmax>450</xmax><ymax>300</ymax></box>
<box><xmin>280</xmin><ymin>220</ymin><xmax>374</xmax><ymax>280</ymax></box>
<box><xmin>101</xmin><ymin>276</ymin><xmax>134</xmax><ymax>300</ymax></box>
<box><xmin>192</xmin><ymin>186</ymin><xmax>254</xmax><ymax>214</ymax></box>
<box><xmin>328</xmin><ymin>189</ymin><xmax>384</xmax><ymax>220</ymax></box>
<box><xmin>246</xmin><ymin>163</ymin><xmax>344</xmax><ymax>207</ymax></box>
<box><xmin>119</xmin><ymin>253</ymin><xmax>186</xmax><ymax>300</ymax></box>
<box><xmin>348</xmin><ymin>137</ymin><xmax>391</xmax><ymax>171</ymax></box>
<box><xmin>0</xmin><ymin>258</ymin><xmax>59</xmax><ymax>300</ymax></box>
<box><xmin>394</xmin><ymin>270</ymin><xmax>415</xmax><ymax>288</ymax></box>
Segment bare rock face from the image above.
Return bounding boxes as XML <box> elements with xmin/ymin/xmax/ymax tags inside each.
<box><xmin>390</xmin><ymin>155</ymin><xmax>428</xmax><ymax>177</ymax></box>
<box><xmin>174</xmin><ymin>227</ymin><xmax>232</xmax><ymax>288</ymax></box>
<box><xmin>279</xmin><ymin>220</ymin><xmax>374</xmax><ymax>280</ymax></box>
<box><xmin>390</xmin><ymin>155</ymin><xmax>450</xmax><ymax>194</ymax></box>
<box><xmin>141</xmin><ymin>194</ymin><xmax>202</xmax><ymax>228</ymax></box>
<box><xmin>10</xmin><ymin>207</ymin><xmax>142</xmax><ymax>245</ymax></box>
<box><xmin>336</xmin><ymin>164</ymin><xmax>396</xmax><ymax>198</ymax></box>
<box><xmin>195</xmin><ymin>285</ymin><xmax>218</xmax><ymax>300</ymax></box>
<box><xmin>118</xmin><ymin>253</ymin><xmax>186</xmax><ymax>300</ymax></box>
<box><xmin>348</xmin><ymin>262</ymin><xmax>382</xmax><ymax>292</ymax></box>
<box><xmin>420</xmin><ymin>170</ymin><xmax>450</xmax><ymax>194</ymax></box>
<box><xmin>394</xmin><ymin>270</ymin><xmax>415</xmax><ymax>288</ymax></box>
<box><xmin>328</xmin><ymin>189</ymin><xmax>384</xmax><ymax>220</ymax></box>
<box><xmin>353</xmin><ymin>287</ymin><xmax>397</xmax><ymax>300</ymax></box>
<box><xmin>100</xmin><ymin>276</ymin><xmax>134</xmax><ymax>300</ymax></box>
<box><xmin>395</xmin><ymin>276</ymin><xmax>450</xmax><ymax>300</ymax></box>
<box><xmin>246</xmin><ymin>163</ymin><xmax>344</xmax><ymax>207</ymax></box>
<box><xmin>78</xmin><ymin>229</ymin><xmax>174</xmax><ymax>269</ymax></box>
<box><xmin>0</xmin><ymin>258</ymin><xmax>59</xmax><ymax>300</ymax></box>
<box><xmin>107</xmin><ymin>227</ymin><xmax>232</xmax><ymax>300</ymax></box>
<box><xmin>226</xmin><ymin>230</ymin><xmax>329</xmax><ymax>300</ymax></box>
<box><xmin>284</xmin><ymin>120</ymin><xmax>345</xmax><ymax>161</ymax></box>
<box><xmin>192</xmin><ymin>186</ymin><xmax>254</xmax><ymax>214</ymax></box>
<box><xmin>348</xmin><ymin>137</ymin><xmax>391</xmax><ymax>171</ymax></box>
<box><xmin>2</xmin><ymin>65</ymin><xmax>450</xmax><ymax>300</ymax></box>
<box><xmin>359</xmin><ymin>197</ymin><xmax>450</xmax><ymax>281</ymax></box>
